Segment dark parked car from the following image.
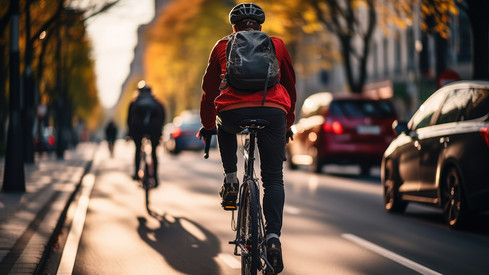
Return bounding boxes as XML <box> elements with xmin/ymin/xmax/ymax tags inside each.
<box><xmin>382</xmin><ymin>80</ymin><xmax>489</xmax><ymax>229</ymax></box>
<box><xmin>163</xmin><ymin>110</ymin><xmax>216</xmax><ymax>155</ymax></box>
<box><xmin>287</xmin><ymin>92</ymin><xmax>398</xmax><ymax>175</ymax></box>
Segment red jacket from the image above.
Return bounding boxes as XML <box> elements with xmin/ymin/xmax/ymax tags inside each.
<box><xmin>200</xmin><ymin>34</ymin><xmax>296</xmax><ymax>130</ymax></box>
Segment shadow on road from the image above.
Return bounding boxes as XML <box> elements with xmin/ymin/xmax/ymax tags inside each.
<box><xmin>137</xmin><ymin>212</ymin><xmax>222</xmax><ymax>274</ymax></box>
<box><xmin>404</xmin><ymin>209</ymin><xmax>489</xmax><ymax>237</ymax></box>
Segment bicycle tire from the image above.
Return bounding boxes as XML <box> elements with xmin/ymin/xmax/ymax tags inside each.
<box><xmin>143</xmin><ymin>162</ymin><xmax>152</xmax><ymax>213</ymax></box>
<box><xmin>240</xmin><ymin>180</ymin><xmax>259</xmax><ymax>275</ymax></box>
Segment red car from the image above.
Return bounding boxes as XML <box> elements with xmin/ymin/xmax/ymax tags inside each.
<box><xmin>287</xmin><ymin>92</ymin><xmax>398</xmax><ymax>175</ymax></box>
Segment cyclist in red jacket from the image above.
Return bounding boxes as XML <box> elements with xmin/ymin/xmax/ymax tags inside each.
<box><xmin>198</xmin><ymin>3</ymin><xmax>296</xmax><ymax>273</ymax></box>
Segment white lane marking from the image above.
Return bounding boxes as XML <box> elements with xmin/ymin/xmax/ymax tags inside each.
<box><xmin>342</xmin><ymin>234</ymin><xmax>442</xmax><ymax>275</ymax></box>
<box><xmin>217</xmin><ymin>253</ymin><xmax>241</xmax><ymax>269</ymax></box>
<box><xmin>284</xmin><ymin>205</ymin><xmax>301</xmax><ymax>215</ymax></box>
<box><xmin>57</xmin><ymin>173</ymin><xmax>96</xmax><ymax>275</ymax></box>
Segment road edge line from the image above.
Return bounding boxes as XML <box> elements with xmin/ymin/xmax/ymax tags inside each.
<box><xmin>56</xmin><ymin>173</ymin><xmax>96</xmax><ymax>275</ymax></box>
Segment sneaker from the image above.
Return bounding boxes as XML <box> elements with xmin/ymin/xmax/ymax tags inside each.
<box><xmin>266</xmin><ymin>237</ymin><xmax>283</xmax><ymax>274</ymax></box>
<box><xmin>219</xmin><ymin>179</ymin><xmax>238</xmax><ymax>211</ymax></box>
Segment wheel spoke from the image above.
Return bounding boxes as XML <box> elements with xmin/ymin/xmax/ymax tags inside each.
<box><xmin>442</xmin><ymin>168</ymin><xmax>465</xmax><ymax>227</ymax></box>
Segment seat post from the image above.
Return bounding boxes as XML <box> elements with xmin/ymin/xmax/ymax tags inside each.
<box><xmin>246</xmin><ymin>130</ymin><xmax>257</xmax><ymax>178</ymax></box>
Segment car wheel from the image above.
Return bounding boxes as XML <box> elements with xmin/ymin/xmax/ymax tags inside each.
<box><xmin>310</xmin><ymin>150</ymin><xmax>323</xmax><ymax>173</ymax></box>
<box><xmin>383</xmin><ymin>160</ymin><xmax>407</xmax><ymax>213</ymax></box>
<box><xmin>360</xmin><ymin>164</ymin><xmax>371</xmax><ymax>177</ymax></box>
<box><xmin>286</xmin><ymin>149</ymin><xmax>298</xmax><ymax>170</ymax></box>
<box><xmin>441</xmin><ymin>166</ymin><xmax>468</xmax><ymax>229</ymax></box>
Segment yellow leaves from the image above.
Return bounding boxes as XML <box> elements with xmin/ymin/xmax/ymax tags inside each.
<box><xmin>448</xmin><ymin>3</ymin><xmax>458</xmax><ymax>15</ymax></box>
<box><xmin>302</xmin><ymin>9</ymin><xmax>323</xmax><ymax>34</ymax></box>
<box><xmin>142</xmin><ymin>0</ymin><xmax>231</xmax><ymax>118</ymax></box>
<box><xmin>419</xmin><ymin>0</ymin><xmax>458</xmax><ymax>38</ymax></box>
<box><xmin>378</xmin><ymin>0</ymin><xmax>459</xmax><ymax>39</ymax></box>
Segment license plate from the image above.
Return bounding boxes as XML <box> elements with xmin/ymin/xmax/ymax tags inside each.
<box><xmin>357</xmin><ymin>125</ymin><xmax>380</xmax><ymax>135</ymax></box>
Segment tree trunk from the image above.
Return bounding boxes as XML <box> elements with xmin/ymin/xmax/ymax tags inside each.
<box><xmin>3</xmin><ymin>0</ymin><xmax>26</xmax><ymax>192</ymax></box>
<box><xmin>467</xmin><ymin>0</ymin><xmax>489</xmax><ymax>79</ymax></box>
<box><xmin>23</xmin><ymin>0</ymin><xmax>35</xmax><ymax>163</ymax></box>
<box><xmin>434</xmin><ymin>33</ymin><xmax>448</xmax><ymax>78</ymax></box>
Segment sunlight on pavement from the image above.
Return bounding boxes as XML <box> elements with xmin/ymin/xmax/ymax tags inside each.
<box><xmin>308</xmin><ymin>175</ymin><xmax>319</xmax><ymax>193</ymax></box>
<box><xmin>284</xmin><ymin>205</ymin><xmax>301</xmax><ymax>215</ymax></box>
<box><xmin>180</xmin><ymin>219</ymin><xmax>207</xmax><ymax>242</ymax></box>
<box><xmin>217</xmin><ymin>253</ymin><xmax>241</xmax><ymax>269</ymax></box>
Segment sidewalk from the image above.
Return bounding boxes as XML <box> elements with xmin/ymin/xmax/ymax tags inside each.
<box><xmin>0</xmin><ymin>142</ymin><xmax>98</xmax><ymax>275</ymax></box>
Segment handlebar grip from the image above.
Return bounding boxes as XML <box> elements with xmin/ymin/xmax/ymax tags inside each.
<box><xmin>204</xmin><ymin>136</ymin><xmax>212</xmax><ymax>159</ymax></box>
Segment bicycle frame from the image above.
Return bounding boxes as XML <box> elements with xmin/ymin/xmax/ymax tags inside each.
<box><xmin>139</xmin><ymin>136</ymin><xmax>155</xmax><ymax>213</ymax></box>
<box><xmin>203</xmin><ymin>119</ymin><xmax>273</xmax><ymax>274</ymax></box>
<box><xmin>233</xmin><ymin>124</ymin><xmax>272</xmax><ymax>275</ymax></box>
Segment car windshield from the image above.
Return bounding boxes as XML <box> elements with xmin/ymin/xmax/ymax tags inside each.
<box><xmin>330</xmin><ymin>100</ymin><xmax>395</xmax><ymax>118</ymax></box>
<box><xmin>174</xmin><ymin>114</ymin><xmax>201</xmax><ymax>130</ymax></box>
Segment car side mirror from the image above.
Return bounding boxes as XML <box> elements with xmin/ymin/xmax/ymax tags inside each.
<box><xmin>392</xmin><ymin>120</ymin><xmax>408</xmax><ymax>136</ymax></box>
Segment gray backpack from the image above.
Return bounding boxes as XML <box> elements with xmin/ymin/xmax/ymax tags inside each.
<box><xmin>222</xmin><ymin>30</ymin><xmax>280</xmax><ymax>104</ymax></box>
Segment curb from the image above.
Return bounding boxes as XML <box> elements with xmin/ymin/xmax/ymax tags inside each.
<box><xmin>34</xmin><ymin>157</ymin><xmax>94</xmax><ymax>275</ymax></box>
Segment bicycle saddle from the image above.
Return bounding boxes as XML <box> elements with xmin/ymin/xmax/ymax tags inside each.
<box><xmin>239</xmin><ymin>119</ymin><xmax>270</xmax><ymax>129</ymax></box>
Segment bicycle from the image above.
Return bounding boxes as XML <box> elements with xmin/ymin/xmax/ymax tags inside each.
<box><xmin>204</xmin><ymin>118</ymin><xmax>274</xmax><ymax>275</ymax></box>
<box><xmin>138</xmin><ymin>136</ymin><xmax>156</xmax><ymax>213</ymax></box>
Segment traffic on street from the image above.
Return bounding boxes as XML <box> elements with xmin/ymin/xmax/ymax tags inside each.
<box><xmin>42</xmin><ymin>140</ymin><xmax>489</xmax><ymax>275</ymax></box>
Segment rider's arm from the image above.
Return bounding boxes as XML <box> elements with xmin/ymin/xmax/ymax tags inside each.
<box><xmin>200</xmin><ymin>42</ymin><xmax>224</xmax><ymax>130</ymax></box>
<box><xmin>274</xmin><ymin>38</ymin><xmax>297</xmax><ymax>130</ymax></box>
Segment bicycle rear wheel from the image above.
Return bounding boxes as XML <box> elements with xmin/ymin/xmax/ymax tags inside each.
<box><xmin>239</xmin><ymin>180</ymin><xmax>259</xmax><ymax>275</ymax></box>
<box><xmin>143</xmin><ymin>162</ymin><xmax>155</xmax><ymax>213</ymax></box>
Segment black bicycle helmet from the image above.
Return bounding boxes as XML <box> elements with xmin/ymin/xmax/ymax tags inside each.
<box><xmin>229</xmin><ymin>3</ymin><xmax>265</xmax><ymax>25</ymax></box>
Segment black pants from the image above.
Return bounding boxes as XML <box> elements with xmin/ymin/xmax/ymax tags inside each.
<box><xmin>133</xmin><ymin>135</ymin><xmax>160</xmax><ymax>182</ymax></box>
<box><xmin>217</xmin><ymin>107</ymin><xmax>286</xmax><ymax>237</ymax></box>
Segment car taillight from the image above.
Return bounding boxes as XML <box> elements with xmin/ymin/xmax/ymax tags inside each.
<box><xmin>323</xmin><ymin>121</ymin><xmax>343</xmax><ymax>134</ymax></box>
<box><xmin>480</xmin><ymin>127</ymin><xmax>489</xmax><ymax>147</ymax></box>
<box><xmin>48</xmin><ymin>135</ymin><xmax>56</xmax><ymax>146</ymax></box>
<box><xmin>171</xmin><ymin>128</ymin><xmax>182</xmax><ymax>138</ymax></box>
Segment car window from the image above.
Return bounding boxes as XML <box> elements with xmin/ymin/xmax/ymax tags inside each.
<box><xmin>436</xmin><ymin>89</ymin><xmax>470</xmax><ymax>124</ymax></box>
<box><xmin>464</xmin><ymin>88</ymin><xmax>489</xmax><ymax>120</ymax></box>
<box><xmin>409</xmin><ymin>89</ymin><xmax>447</xmax><ymax>130</ymax></box>
<box><xmin>329</xmin><ymin>100</ymin><xmax>395</xmax><ymax>117</ymax></box>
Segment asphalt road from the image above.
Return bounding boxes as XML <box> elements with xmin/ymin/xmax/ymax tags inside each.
<box><xmin>45</xmin><ymin>140</ymin><xmax>489</xmax><ymax>275</ymax></box>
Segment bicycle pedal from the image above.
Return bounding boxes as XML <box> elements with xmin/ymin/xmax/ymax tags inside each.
<box><xmin>222</xmin><ymin>204</ymin><xmax>237</xmax><ymax>211</ymax></box>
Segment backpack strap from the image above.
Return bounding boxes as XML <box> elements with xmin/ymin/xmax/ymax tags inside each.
<box><xmin>262</xmin><ymin>37</ymin><xmax>277</xmax><ymax>105</ymax></box>
<box><xmin>261</xmin><ymin>62</ymin><xmax>272</xmax><ymax>106</ymax></box>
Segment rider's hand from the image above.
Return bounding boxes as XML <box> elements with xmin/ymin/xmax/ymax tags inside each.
<box><xmin>197</xmin><ymin>127</ymin><xmax>217</xmax><ymax>141</ymax></box>
<box><xmin>286</xmin><ymin>129</ymin><xmax>294</xmax><ymax>144</ymax></box>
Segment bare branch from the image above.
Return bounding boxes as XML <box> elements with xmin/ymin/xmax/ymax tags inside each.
<box><xmin>82</xmin><ymin>0</ymin><xmax>121</xmax><ymax>22</ymax></box>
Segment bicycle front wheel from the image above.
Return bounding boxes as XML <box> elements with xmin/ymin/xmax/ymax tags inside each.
<box><xmin>239</xmin><ymin>179</ymin><xmax>259</xmax><ymax>275</ymax></box>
